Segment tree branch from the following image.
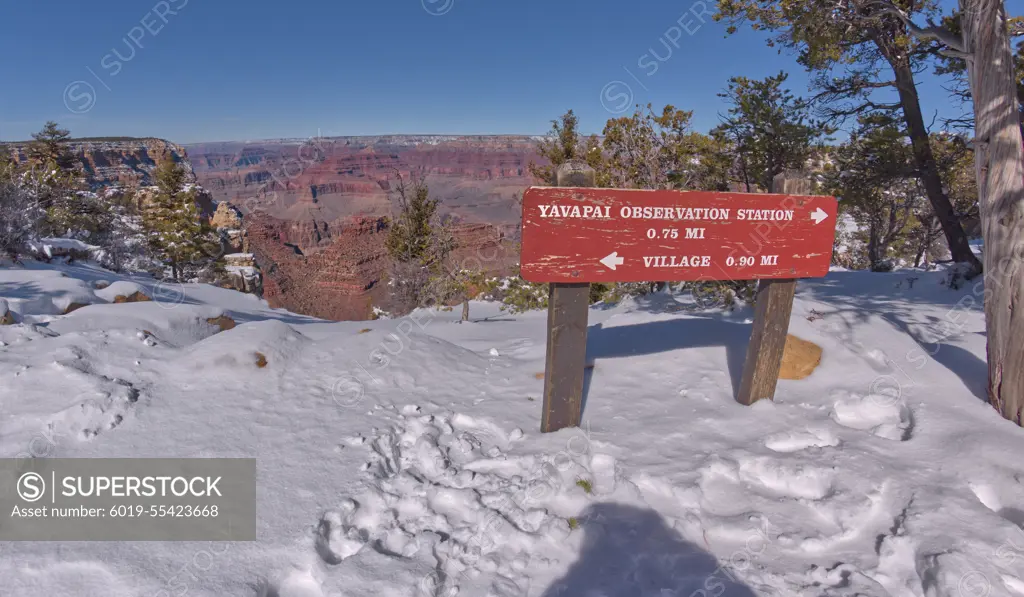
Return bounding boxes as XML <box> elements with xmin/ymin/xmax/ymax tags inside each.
<box><xmin>866</xmin><ymin>0</ymin><xmax>969</xmax><ymax>56</ymax></box>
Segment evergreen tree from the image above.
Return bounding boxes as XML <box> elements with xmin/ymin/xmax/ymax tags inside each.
<box><xmin>20</xmin><ymin>122</ymin><xmax>109</xmax><ymax>240</ymax></box>
<box><xmin>28</xmin><ymin>121</ymin><xmax>76</xmax><ymax>170</ymax></box>
<box><xmin>823</xmin><ymin>116</ymin><xmax>920</xmax><ymax>271</ymax></box>
<box><xmin>489</xmin><ymin>261</ymin><xmax>551</xmax><ymax>314</ymax></box>
<box><xmin>503</xmin><ymin>111</ymin><xmax>611</xmax><ymax>311</ymax></box>
<box><xmin>933</xmin><ymin>14</ymin><xmax>1023</xmax><ymax>137</ymax></box>
<box><xmin>0</xmin><ymin>144</ymin><xmax>12</xmax><ymax>169</ymax></box>
<box><xmin>0</xmin><ymin>174</ymin><xmax>43</xmax><ymax>259</ymax></box>
<box><xmin>879</xmin><ymin>1</ymin><xmax>1024</xmax><ymax>424</ymax></box>
<box><xmin>602</xmin><ymin>104</ymin><xmax>732</xmax><ymax>192</ymax></box>
<box><xmin>712</xmin><ymin>71</ymin><xmax>831</xmax><ymax>192</ymax></box>
<box><xmin>716</xmin><ymin>0</ymin><xmax>982</xmax><ymax>273</ymax></box>
<box><xmin>386</xmin><ymin>180</ymin><xmax>441</xmax><ymax>264</ymax></box>
<box><xmin>529</xmin><ymin>110</ymin><xmax>608</xmax><ymax>186</ymax></box>
<box><xmin>143</xmin><ymin>157</ymin><xmax>222</xmax><ymax>281</ymax></box>
<box><xmin>384</xmin><ymin>175</ymin><xmax>461</xmax><ymax>312</ymax></box>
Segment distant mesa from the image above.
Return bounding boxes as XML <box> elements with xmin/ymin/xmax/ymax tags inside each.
<box><xmin>4</xmin><ymin>137</ymin><xmax>194</xmax><ymax>190</ymax></box>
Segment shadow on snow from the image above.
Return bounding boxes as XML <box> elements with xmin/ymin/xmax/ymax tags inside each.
<box><xmin>540</xmin><ymin>503</ymin><xmax>757</xmax><ymax>597</ymax></box>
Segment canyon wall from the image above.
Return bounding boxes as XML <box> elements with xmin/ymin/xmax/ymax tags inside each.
<box><xmin>247</xmin><ymin>211</ymin><xmax>517</xmax><ymax>320</ymax></box>
<box><xmin>188</xmin><ymin>135</ymin><xmax>537</xmax><ymax>319</ymax></box>
<box><xmin>5</xmin><ymin>138</ymin><xmax>195</xmax><ymax>189</ymax></box>
<box><xmin>5</xmin><ymin>135</ymin><xmax>535</xmax><ymax>320</ymax></box>
<box><xmin>186</xmin><ymin>135</ymin><xmax>544</xmax><ymax>226</ymax></box>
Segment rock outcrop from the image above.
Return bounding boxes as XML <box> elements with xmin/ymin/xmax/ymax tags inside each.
<box><xmin>223</xmin><ymin>253</ymin><xmax>261</xmax><ymax>294</ymax></box>
<box><xmin>780</xmin><ymin>335</ymin><xmax>823</xmax><ymax>380</ymax></box>
<box><xmin>246</xmin><ymin>211</ymin><xmax>516</xmax><ymax>321</ymax></box>
<box><xmin>0</xmin><ymin>299</ymin><xmax>13</xmax><ymax>325</ymax></box>
<box><xmin>211</xmin><ymin>202</ymin><xmax>244</xmax><ymax>230</ymax></box>
<box><xmin>4</xmin><ymin>138</ymin><xmax>195</xmax><ymax>190</ymax></box>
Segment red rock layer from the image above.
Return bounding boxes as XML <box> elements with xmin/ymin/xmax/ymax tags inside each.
<box><xmin>246</xmin><ymin>211</ymin><xmax>517</xmax><ymax>321</ymax></box>
<box><xmin>187</xmin><ymin>136</ymin><xmax>544</xmax><ymax>226</ymax></box>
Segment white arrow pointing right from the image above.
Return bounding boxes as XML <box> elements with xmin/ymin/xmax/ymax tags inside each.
<box><xmin>600</xmin><ymin>252</ymin><xmax>625</xmax><ymax>270</ymax></box>
<box><xmin>810</xmin><ymin>207</ymin><xmax>829</xmax><ymax>225</ymax></box>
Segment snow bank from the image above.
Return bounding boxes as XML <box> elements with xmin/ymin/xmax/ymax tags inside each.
<box><xmin>1</xmin><ymin>262</ymin><xmax>1023</xmax><ymax>597</ymax></box>
<box><xmin>0</xmin><ymin>268</ymin><xmax>98</xmax><ymax>316</ymax></box>
<box><xmin>174</xmin><ymin>319</ymin><xmax>311</xmax><ymax>372</ymax></box>
<box><xmin>27</xmin><ymin>237</ymin><xmax>99</xmax><ymax>258</ymax></box>
<box><xmin>94</xmin><ymin>280</ymin><xmax>149</xmax><ymax>302</ymax></box>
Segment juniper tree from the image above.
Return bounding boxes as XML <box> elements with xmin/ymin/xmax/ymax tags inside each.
<box><xmin>932</xmin><ymin>13</ymin><xmax>1022</xmax><ymax>136</ymax></box>
<box><xmin>600</xmin><ymin>104</ymin><xmax>732</xmax><ymax>296</ymax></box>
<box><xmin>528</xmin><ymin>110</ymin><xmax>608</xmax><ymax>186</ymax></box>
<box><xmin>863</xmin><ymin>0</ymin><xmax>1024</xmax><ymax>424</ymax></box>
<box><xmin>823</xmin><ymin>116</ymin><xmax>921</xmax><ymax>270</ymax></box>
<box><xmin>712</xmin><ymin>71</ymin><xmax>832</xmax><ymax>192</ymax></box>
<box><xmin>715</xmin><ymin>0</ymin><xmax>982</xmax><ymax>273</ymax></box>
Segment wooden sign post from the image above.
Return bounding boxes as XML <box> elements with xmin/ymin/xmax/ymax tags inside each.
<box><xmin>523</xmin><ymin>168</ymin><xmax>837</xmax><ymax>432</ymax></box>
<box><xmin>539</xmin><ymin>161</ymin><xmax>595</xmax><ymax>433</ymax></box>
<box><xmin>736</xmin><ymin>174</ymin><xmax>812</xmax><ymax>406</ymax></box>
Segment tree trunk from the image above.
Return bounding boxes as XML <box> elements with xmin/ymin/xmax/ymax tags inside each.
<box><xmin>891</xmin><ymin>61</ymin><xmax>984</xmax><ymax>273</ymax></box>
<box><xmin>868</xmin><ymin>221</ymin><xmax>881</xmax><ymax>269</ymax></box>
<box><xmin>1016</xmin><ymin>83</ymin><xmax>1023</xmax><ymax>136</ymax></box>
<box><xmin>962</xmin><ymin>0</ymin><xmax>1024</xmax><ymax>425</ymax></box>
<box><xmin>462</xmin><ymin>298</ymin><xmax>469</xmax><ymax>322</ymax></box>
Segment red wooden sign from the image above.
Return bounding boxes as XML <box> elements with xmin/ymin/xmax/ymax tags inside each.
<box><xmin>520</xmin><ymin>187</ymin><xmax>838</xmax><ymax>283</ymax></box>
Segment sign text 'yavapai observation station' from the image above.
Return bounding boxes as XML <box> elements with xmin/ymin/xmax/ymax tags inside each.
<box><xmin>520</xmin><ymin>187</ymin><xmax>838</xmax><ymax>283</ymax></box>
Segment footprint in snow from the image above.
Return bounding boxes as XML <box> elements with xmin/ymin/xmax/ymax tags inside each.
<box><xmin>1002</xmin><ymin>575</ymin><xmax>1024</xmax><ymax>595</ymax></box>
<box><xmin>764</xmin><ymin>429</ymin><xmax>840</xmax><ymax>453</ymax></box>
<box><xmin>255</xmin><ymin>568</ymin><xmax>325</xmax><ymax>597</ymax></box>
<box><xmin>737</xmin><ymin>457</ymin><xmax>836</xmax><ymax>500</ymax></box>
<box><xmin>315</xmin><ymin>500</ymin><xmax>365</xmax><ymax>565</ymax></box>
<box><xmin>829</xmin><ymin>392</ymin><xmax>913</xmax><ymax>441</ymax></box>
<box><xmin>968</xmin><ymin>481</ymin><xmax>1024</xmax><ymax>529</ymax></box>
<box><xmin>588</xmin><ymin>453</ymin><xmax>617</xmax><ymax>495</ymax></box>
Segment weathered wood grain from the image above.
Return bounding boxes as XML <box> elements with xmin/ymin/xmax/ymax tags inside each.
<box><xmin>736</xmin><ymin>172</ymin><xmax>810</xmax><ymax>406</ymax></box>
<box><xmin>520</xmin><ymin>186</ymin><xmax>836</xmax><ymax>283</ymax></box>
<box><xmin>540</xmin><ymin>160</ymin><xmax>595</xmax><ymax>433</ymax></box>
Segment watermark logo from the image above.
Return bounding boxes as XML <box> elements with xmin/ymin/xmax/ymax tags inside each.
<box><xmin>331</xmin><ymin>375</ymin><xmax>365</xmax><ymax>408</ymax></box>
<box><xmin>63</xmin><ymin>81</ymin><xmax>97</xmax><ymax>114</ymax></box>
<box><xmin>598</xmin><ymin>1</ymin><xmax>714</xmax><ymax>114</ymax></box>
<box><xmin>600</xmin><ymin>81</ymin><xmax>634</xmax><ymax>115</ymax></box>
<box><xmin>17</xmin><ymin>472</ymin><xmax>46</xmax><ymax>502</ymax></box>
<box><xmin>422</xmin><ymin>0</ymin><xmax>455</xmax><ymax>16</ymax></box>
<box><xmin>62</xmin><ymin>0</ymin><xmax>190</xmax><ymax>114</ymax></box>
<box><xmin>958</xmin><ymin>570</ymin><xmax>992</xmax><ymax>597</ymax></box>
<box><xmin>152</xmin><ymin>279</ymin><xmax>186</xmax><ymax>310</ymax></box>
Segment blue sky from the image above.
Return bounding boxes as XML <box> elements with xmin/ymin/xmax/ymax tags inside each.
<box><xmin>0</xmin><ymin>0</ymin><xmax>970</xmax><ymax>143</ymax></box>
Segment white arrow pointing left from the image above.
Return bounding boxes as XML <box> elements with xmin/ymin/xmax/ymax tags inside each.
<box><xmin>810</xmin><ymin>207</ymin><xmax>829</xmax><ymax>224</ymax></box>
<box><xmin>600</xmin><ymin>252</ymin><xmax>625</xmax><ymax>270</ymax></box>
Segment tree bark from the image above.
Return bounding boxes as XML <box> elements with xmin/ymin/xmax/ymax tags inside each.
<box><xmin>868</xmin><ymin>220</ymin><xmax>881</xmax><ymax>269</ymax></box>
<box><xmin>891</xmin><ymin>61</ymin><xmax>984</xmax><ymax>274</ymax></box>
<box><xmin>962</xmin><ymin>0</ymin><xmax>1024</xmax><ymax>425</ymax></box>
<box><xmin>462</xmin><ymin>298</ymin><xmax>470</xmax><ymax>322</ymax></box>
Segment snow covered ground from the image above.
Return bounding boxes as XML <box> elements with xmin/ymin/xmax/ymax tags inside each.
<box><xmin>1</xmin><ymin>260</ymin><xmax>1023</xmax><ymax>597</ymax></box>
